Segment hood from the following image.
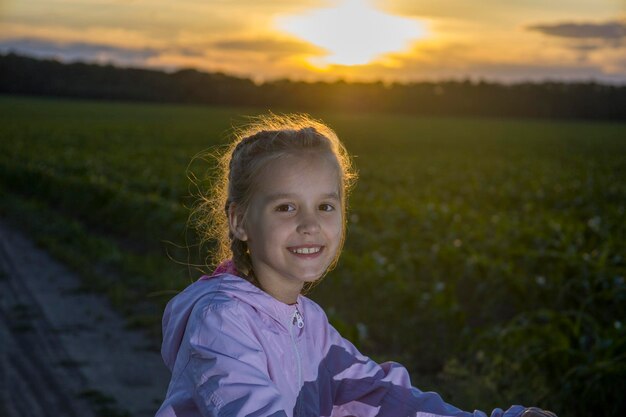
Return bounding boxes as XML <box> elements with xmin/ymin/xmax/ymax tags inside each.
<box><xmin>161</xmin><ymin>273</ymin><xmax>302</xmax><ymax>370</ymax></box>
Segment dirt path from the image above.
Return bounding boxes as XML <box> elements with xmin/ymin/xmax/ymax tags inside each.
<box><xmin>0</xmin><ymin>219</ymin><xmax>170</xmax><ymax>417</ymax></box>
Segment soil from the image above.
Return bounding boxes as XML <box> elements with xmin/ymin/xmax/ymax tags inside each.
<box><xmin>0</xmin><ymin>219</ymin><xmax>170</xmax><ymax>417</ymax></box>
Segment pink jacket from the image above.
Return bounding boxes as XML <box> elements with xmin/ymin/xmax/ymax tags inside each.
<box><xmin>156</xmin><ymin>273</ymin><xmax>526</xmax><ymax>417</ymax></box>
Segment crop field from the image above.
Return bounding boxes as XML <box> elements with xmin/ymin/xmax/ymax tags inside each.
<box><xmin>1</xmin><ymin>95</ymin><xmax>625</xmax><ymax>416</ymax></box>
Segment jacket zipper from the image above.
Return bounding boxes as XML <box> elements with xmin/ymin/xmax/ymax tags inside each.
<box><xmin>290</xmin><ymin>307</ymin><xmax>304</xmax><ymax>415</ymax></box>
<box><xmin>293</xmin><ymin>308</ymin><xmax>304</xmax><ymax>329</ymax></box>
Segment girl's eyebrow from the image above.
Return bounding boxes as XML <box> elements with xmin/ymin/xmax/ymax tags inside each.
<box><xmin>263</xmin><ymin>192</ymin><xmax>340</xmax><ymax>203</ymax></box>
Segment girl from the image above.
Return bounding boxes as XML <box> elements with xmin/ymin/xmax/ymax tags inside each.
<box><xmin>155</xmin><ymin>114</ymin><xmax>556</xmax><ymax>417</ymax></box>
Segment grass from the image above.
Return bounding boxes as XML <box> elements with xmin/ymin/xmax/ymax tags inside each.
<box><xmin>1</xmin><ymin>94</ymin><xmax>625</xmax><ymax>416</ymax></box>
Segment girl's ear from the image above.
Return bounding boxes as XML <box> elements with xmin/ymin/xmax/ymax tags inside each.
<box><xmin>228</xmin><ymin>203</ymin><xmax>248</xmax><ymax>241</ymax></box>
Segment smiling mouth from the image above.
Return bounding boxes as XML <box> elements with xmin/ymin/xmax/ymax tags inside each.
<box><xmin>289</xmin><ymin>246</ymin><xmax>323</xmax><ymax>255</ymax></box>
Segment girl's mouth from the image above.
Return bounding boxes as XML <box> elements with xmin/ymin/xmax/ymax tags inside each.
<box><xmin>288</xmin><ymin>246</ymin><xmax>323</xmax><ymax>255</ymax></box>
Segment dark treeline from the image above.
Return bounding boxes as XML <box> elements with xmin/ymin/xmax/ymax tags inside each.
<box><xmin>2</xmin><ymin>53</ymin><xmax>625</xmax><ymax>120</ymax></box>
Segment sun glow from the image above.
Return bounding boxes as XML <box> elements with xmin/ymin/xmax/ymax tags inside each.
<box><xmin>275</xmin><ymin>0</ymin><xmax>426</xmax><ymax>67</ymax></box>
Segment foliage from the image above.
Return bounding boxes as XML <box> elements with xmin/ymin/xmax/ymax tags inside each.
<box><xmin>1</xmin><ymin>95</ymin><xmax>625</xmax><ymax>416</ymax></box>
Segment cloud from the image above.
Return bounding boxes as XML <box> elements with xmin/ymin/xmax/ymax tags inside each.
<box><xmin>175</xmin><ymin>47</ymin><xmax>208</xmax><ymax>58</ymax></box>
<box><xmin>340</xmin><ymin>39</ymin><xmax>626</xmax><ymax>84</ymax></box>
<box><xmin>527</xmin><ymin>20</ymin><xmax>626</xmax><ymax>41</ymax></box>
<box><xmin>211</xmin><ymin>37</ymin><xmax>321</xmax><ymax>56</ymax></box>
<box><xmin>0</xmin><ymin>38</ymin><xmax>159</xmax><ymax>65</ymax></box>
<box><xmin>526</xmin><ymin>19</ymin><xmax>626</xmax><ymax>61</ymax></box>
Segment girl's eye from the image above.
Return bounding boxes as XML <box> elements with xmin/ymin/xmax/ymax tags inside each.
<box><xmin>319</xmin><ymin>203</ymin><xmax>335</xmax><ymax>212</ymax></box>
<box><xmin>275</xmin><ymin>204</ymin><xmax>295</xmax><ymax>212</ymax></box>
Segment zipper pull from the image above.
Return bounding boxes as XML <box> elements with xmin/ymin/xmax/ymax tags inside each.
<box><xmin>292</xmin><ymin>308</ymin><xmax>304</xmax><ymax>329</ymax></box>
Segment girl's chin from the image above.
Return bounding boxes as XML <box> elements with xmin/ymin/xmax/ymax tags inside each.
<box><xmin>298</xmin><ymin>269</ymin><xmax>329</xmax><ymax>283</ymax></box>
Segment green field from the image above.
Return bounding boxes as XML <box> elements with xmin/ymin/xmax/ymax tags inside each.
<box><xmin>1</xmin><ymin>95</ymin><xmax>625</xmax><ymax>416</ymax></box>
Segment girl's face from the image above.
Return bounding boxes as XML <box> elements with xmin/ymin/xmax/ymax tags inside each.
<box><xmin>236</xmin><ymin>152</ymin><xmax>343</xmax><ymax>303</ymax></box>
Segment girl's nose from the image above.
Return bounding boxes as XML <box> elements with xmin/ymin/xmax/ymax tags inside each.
<box><xmin>296</xmin><ymin>212</ymin><xmax>321</xmax><ymax>234</ymax></box>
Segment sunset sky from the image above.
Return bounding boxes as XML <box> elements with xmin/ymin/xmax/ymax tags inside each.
<box><xmin>1</xmin><ymin>0</ymin><xmax>625</xmax><ymax>83</ymax></box>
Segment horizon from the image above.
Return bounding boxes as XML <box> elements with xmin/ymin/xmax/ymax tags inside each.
<box><xmin>5</xmin><ymin>51</ymin><xmax>626</xmax><ymax>87</ymax></box>
<box><xmin>1</xmin><ymin>0</ymin><xmax>625</xmax><ymax>84</ymax></box>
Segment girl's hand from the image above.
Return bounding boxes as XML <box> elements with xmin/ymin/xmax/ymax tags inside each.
<box><xmin>521</xmin><ymin>407</ymin><xmax>558</xmax><ymax>417</ymax></box>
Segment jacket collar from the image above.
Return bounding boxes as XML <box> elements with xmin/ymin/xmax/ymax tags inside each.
<box><xmin>200</xmin><ymin>273</ymin><xmax>303</xmax><ymax>331</ymax></box>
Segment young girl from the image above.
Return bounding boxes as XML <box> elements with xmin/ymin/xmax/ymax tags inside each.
<box><xmin>155</xmin><ymin>114</ymin><xmax>556</xmax><ymax>417</ymax></box>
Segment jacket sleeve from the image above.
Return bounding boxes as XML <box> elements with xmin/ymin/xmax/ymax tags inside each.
<box><xmin>323</xmin><ymin>322</ymin><xmax>526</xmax><ymax>417</ymax></box>
<box><xmin>186</xmin><ymin>303</ymin><xmax>289</xmax><ymax>417</ymax></box>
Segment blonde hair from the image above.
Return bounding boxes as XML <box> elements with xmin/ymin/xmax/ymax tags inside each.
<box><xmin>192</xmin><ymin>113</ymin><xmax>357</xmax><ymax>291</ymax></box>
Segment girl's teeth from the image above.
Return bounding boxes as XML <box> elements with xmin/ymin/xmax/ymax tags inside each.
<box><xmin>292</xmin><ymin>247</ymin><xmax>320</xmax><ymax>254</ymax></box>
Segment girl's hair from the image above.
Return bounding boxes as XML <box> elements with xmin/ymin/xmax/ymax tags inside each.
<box><xmin>193</xmin><ymin>113</ymin><xmax>357</xmax><ymax>291</ymax></box>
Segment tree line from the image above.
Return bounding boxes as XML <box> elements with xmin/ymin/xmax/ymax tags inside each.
<box><xmin>1</xmin><ymin>53</ymin><xmax>625</xmax><ymax>120</ymax></box>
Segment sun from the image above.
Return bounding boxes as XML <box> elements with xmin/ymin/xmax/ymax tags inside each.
<box><xmin>275</xmin><ymin>0</ymin><xmax>426</xmax><ymax>67</ymax></box>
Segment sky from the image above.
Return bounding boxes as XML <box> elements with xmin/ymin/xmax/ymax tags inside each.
<box><xmin>1</xmin><ymin>0</ymin><xmax>625</xmax><ymax>84</ymax></box>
